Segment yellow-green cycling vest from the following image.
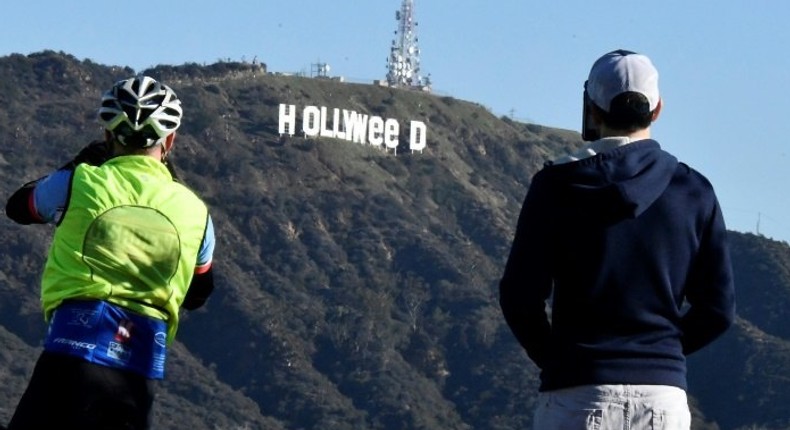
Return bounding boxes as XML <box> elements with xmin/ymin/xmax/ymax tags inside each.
<box><xmin>41</xmin><ymin>155</ymin><xmax>209</xmax><ymax>344</ymax></box>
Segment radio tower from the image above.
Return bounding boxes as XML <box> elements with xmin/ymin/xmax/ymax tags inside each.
<box><xmin>386</xmin><ymin>0</ymin><xmax>429</xmax><ymax>90</ymax></box>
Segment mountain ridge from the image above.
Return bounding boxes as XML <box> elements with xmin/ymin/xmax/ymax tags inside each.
<box><xmin>0</xmin><ymin>50</ymin><xmax>787</xmax><ymax>430</ymax></box>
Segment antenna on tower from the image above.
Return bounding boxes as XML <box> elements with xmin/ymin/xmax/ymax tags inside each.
<box><xmin>311</xmin><ymin>61</ymin><xmax>331</xmax><ymax>79</ymax></box>
<box><xmin>386</xmin><ymin>0</ymin><xmax>430</xmax><ymax>91</ymax></box>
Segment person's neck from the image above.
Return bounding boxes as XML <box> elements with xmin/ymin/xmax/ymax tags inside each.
<box><xmin>599</xmin><ymin>127</ymin><xmax>650</xmax><ymax>141</ymax></box>
<box><xmin>111</xmin><ymin>142</ymin><xmax>163</xmax><ymax>160</ymax></box>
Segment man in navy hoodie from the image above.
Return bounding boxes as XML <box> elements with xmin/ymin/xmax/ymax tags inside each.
<box><xmin>499</xmin><ymin>50</ymin><xmax>735</xmax><ymax>429</ymax></box>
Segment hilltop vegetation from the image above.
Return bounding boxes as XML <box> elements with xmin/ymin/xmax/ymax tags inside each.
<box><xmin>0</xmin><ymin>51</ymin><xmax>788</xmax><ymax>429</ymax></box>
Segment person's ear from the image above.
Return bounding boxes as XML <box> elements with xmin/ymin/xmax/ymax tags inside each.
<box><xmin>164</xmin><ymin>132</ymin><xmax>176</xmax><ymax>152</ymax></box>
<box><xmin>651</xmin><ymin>99</ymin><xmax>663</xmax><ymax>122</ymax></box>
<box><xmin>160</xmin><ymin>133</ymin><xmax>176</xmax><ymax>162</ymax></box>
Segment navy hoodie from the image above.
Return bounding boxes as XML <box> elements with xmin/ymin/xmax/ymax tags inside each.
<box><xmin>499</xmin><ymin>139</ymin><xmax>735</xmax><ymax>391</ymax></box>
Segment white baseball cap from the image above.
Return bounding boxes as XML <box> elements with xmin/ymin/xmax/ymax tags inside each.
<box><xmin>586</xmin><ymin>50</ymin><xmax>660</xmax><ymax>113</ymax></box>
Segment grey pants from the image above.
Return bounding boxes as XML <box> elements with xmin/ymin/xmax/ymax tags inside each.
<box><xmin>534</xmin><ymin>384</ymin><xmax>691</xmax><ymax>430</ymax></box>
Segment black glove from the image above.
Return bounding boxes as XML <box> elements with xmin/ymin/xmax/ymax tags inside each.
<box><xmin>6</xmin><ymin>181</ymin><xmax>43</xmax><ymax>224</ymax></box>
<box><xmin>59</xmin><ymin>140</ymin><xmax>111</xmax><ymax>171</ymax></box>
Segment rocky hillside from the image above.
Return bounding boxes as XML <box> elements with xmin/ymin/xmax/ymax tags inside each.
<box><xmin>0</xmin><ymin>51</ymin><xmax>788</xmax><ymax>430</ymax></box>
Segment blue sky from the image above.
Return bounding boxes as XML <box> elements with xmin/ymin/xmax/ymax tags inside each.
<box><xmin>2</xmin><ymin>1</ymin><xmax>789</xmax><ymax>242</ymax></box>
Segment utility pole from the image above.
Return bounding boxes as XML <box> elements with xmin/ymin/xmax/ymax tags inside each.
<box><xmin>757</xmin><ymin>212</ymin><xmax>761</xmax><ymax>236</ymax></box>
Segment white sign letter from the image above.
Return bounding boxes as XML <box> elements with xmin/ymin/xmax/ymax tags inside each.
<box><xmin>278</xmin><ymin>104</ymin><xmax>296</xmax><ymax>136</ymax></box>
<box><xmin>409</xmin><ymin>121</ymin><xmax>427</xmax><ymax>152</ymax></box>
<box><xmin>320</xmin><ymin>106</ymin><xmax>334</xmax><ymax>138</ymax></box>
<box><xmin>303</xmin><ymin>106</ymin><xmax>320</xmax><ymax>137</ymax></box>
<box><xmin>384</xmin><ymin>119</ymin><xmax>399</xmax><ymax>151</ymax></box>
<box><xmin>333</xmin><ymin>108</ymin><xmax>345</xmax><ymax>140</ymax></box>
<box><xmin>368</xmin><ymin>116</ymin><xmax>384</xmax><ymax>147</ymax></box>
<box><xmin>345</xmin><ymin>110</ymin><xmax>368</xmax><ymax>144</ymax></box>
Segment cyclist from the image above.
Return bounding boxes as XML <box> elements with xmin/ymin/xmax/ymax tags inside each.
<box><xmin>5</xmin><ymin>75</ymin><xmax>216</xmax><ymax>429</ymax></box>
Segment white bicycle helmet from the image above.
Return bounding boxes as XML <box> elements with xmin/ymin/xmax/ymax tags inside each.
<box><xmin>98</xmin><ymin>75</ymin><xmax>182</xmax><ymax>148</ymax></box>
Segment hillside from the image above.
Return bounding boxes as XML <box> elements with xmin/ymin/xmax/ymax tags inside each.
<box><xmin>0</xmin><ymin>51</ymin><xmax>788</xmax><ymax>430</ymax></box>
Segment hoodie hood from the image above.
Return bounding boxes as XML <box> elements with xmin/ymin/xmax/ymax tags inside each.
<box><xmin>546</xmin><ymin>139</ymin><xmax>678</xmax><ymax>221</ymax></box>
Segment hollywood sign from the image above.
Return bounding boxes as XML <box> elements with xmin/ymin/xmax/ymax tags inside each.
<box><xmin>278</xmin><ymin>104</ymin><xmax>427</xmax><ymax>154</ymax></box>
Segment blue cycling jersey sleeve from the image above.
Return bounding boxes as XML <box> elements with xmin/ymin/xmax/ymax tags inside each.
<box><xmin>33</xmin><ymin>170</ymin><xmax>72</xmax><ymax>223</ymax></box>
<box><xmin>197</xmin><ymin>215</ymin><xmax>216</xmax><ymax>267</ymax></box>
